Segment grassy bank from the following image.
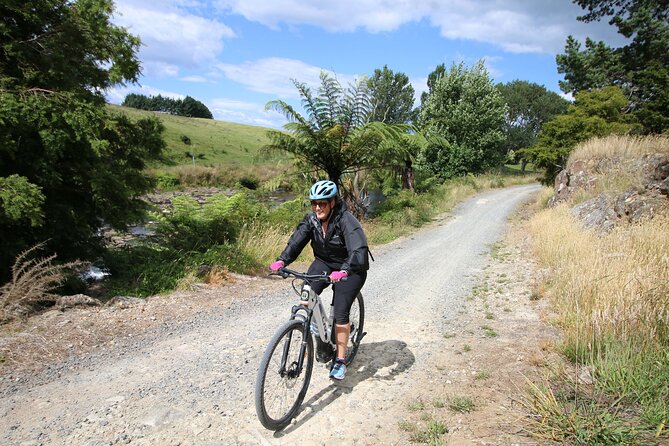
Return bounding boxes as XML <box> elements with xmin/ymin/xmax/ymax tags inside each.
<box><xmin>525</xmin><ymin>135</ymin><xmax>668</xmax><ymax>444</ymax></box>
<box><xmin>107</xmin><ymin>105</ymin><xmax>290</xmax><ymax>189</ymax></box>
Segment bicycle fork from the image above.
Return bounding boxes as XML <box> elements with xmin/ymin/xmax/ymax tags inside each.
<box><xmin>278</xmin><ymin>297</ymin><xmax>315</xmax><ymax>378</ymax></box>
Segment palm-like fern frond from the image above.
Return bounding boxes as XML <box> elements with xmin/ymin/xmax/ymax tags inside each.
<box><xmin>263</xmin><ymin>71</ymin><xmax>418</xmax><ymax>212</ymax></box>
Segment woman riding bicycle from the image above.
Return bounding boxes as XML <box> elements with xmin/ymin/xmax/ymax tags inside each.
<box><xmin>269</xmin><ymin>180</ymin><xmax>370</xmax><ymax>381</ymax></box>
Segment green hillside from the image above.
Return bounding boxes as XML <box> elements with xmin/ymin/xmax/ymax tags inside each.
<box><xmin>107</xmin><ymin>104</ymin><xmax>274</xmax><ymax>167</ymax></box>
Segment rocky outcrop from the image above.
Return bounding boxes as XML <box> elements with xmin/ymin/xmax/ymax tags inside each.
<box><xmin>550</xmin><ymin>153</ymin><xmax>669</xmax><ymax>231</ymax></box>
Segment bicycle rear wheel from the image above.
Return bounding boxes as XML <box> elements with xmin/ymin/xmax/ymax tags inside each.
<box><xmin>255</xmin><ymin>319</ymin><xmax>314</xmax><ymax>430</ymax></box>
<box><xmin>344</xmin><ymin>292</ymin><xmax>365</xmax><ymax>365</ymax></box>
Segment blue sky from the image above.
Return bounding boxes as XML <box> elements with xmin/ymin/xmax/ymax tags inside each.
<box><xmin>106</xmin><ymin>0</ymin><xmax>625</xmax><ymax>129</ymax></box>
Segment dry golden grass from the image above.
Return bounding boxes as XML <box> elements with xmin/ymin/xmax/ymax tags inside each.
<box><xmin>205</xmin><ymin>266</ymin><xmax>231</xmax><ymax>286</ymax></box>
<box><xmin>529</xmin><ymin>205</ymin><xmax>669</xmax><ymax>349</ymax></box>
<box><xmin>565</xmin><ymin>135</ymin><xmax>669</xmax><ymax>202</ymax></box>
<box><xmin>568</xmin><ymin>134</ymin><xmax>669</xmax><ymax>166</ymax></box>
<box><xmin>151</xmin><ymin>163</ymin><xmax>292</xmax><ymax>188</ymax></box>
<box><xmin>235</xmin><ymin>222</ymin><xmax>313</xmax><ymax>267</ymax></box>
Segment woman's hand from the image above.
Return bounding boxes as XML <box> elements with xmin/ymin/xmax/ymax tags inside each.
<box><xmin>269</xmin><ymin>260</ymin><xmax>285</xmax><ymax>271</ymax></box>
<box><xmin>329</xmin><ymin>270</ymin><xmax>348</xmax><ymax>282</ymax></box>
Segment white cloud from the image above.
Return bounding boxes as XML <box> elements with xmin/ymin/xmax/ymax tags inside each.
<box><xmin>113</xmin><ymin>0</ymin><xmax>236</xmax><ymax>76</ymax></box>
<box><xmin>208</xmin><ymin>98</ymin><xmax>286</xmax><ymax>127</ymax></box>
<box><xmin>214</xmin><ymin>0</ymin><xmax>422</xmax><ymax>32</ymax></box>
<box><xmin>214</xmin><ymin>0</ymin><xmax>623</xmax><ymax>54</ymax></box>
<box><xmin>142</xmin><ymin>61</ymin><xmax>180</xmax><ymax>78</ymax></box>
<box><xmin>215</xmin><ymin>57</ymin><xmax>358</xmax><ymax>98</ymax></box>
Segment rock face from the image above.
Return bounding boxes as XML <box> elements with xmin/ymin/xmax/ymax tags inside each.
<box><xmin>550</xmin><ymin>153</ymin><xmax>669</xmax><ymax>231</ymax></box>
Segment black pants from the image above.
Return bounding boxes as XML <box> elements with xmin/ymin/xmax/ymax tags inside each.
<box><xmin>307</xmin><ymin>258</ymin><xmax>367</xmax><ymax>324</ymax></box>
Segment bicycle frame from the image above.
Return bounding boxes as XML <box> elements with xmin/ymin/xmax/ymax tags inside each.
<box><xmin>276</xmin><ymin>270</ymin><xmax>335</xmax><ymax>375</ymax></box>
<box><xmin>294</xmin><ymin>283</ymin><xmax>334</xmax><ymax>345</ymax></box>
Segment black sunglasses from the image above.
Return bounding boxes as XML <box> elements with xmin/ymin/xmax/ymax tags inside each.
<box><xmin>310</xmin><ymin>200</ymin><xmax>330</xmax><ymax>208</ymax></box>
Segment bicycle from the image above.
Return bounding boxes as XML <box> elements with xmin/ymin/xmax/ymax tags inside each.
<box><xmin>254</xmin><ymin>267</ymin><xmax>366</xmax><ymax>431</ymax></box>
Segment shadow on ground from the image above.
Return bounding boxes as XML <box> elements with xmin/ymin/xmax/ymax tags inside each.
<box><xmin>274</xmin><ymin>339</ymin><xmax>414</xmax><ymax>435</ymax></box>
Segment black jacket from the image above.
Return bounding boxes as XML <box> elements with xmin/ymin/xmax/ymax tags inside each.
<box><xmin>278</xmin><ymin>200</ymin><xmax>369</xmax><ymax>273</ymax></box>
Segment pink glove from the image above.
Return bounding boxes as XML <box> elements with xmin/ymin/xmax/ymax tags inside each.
<box><xmin>269</xmin><ymin>260</ymin><xmax>284</xmax><ymax>271</ymax></box>
<box><xmin>329</xmin><ymin>270</ymin><xmax>348</xmax><ymax>282</ymax></box>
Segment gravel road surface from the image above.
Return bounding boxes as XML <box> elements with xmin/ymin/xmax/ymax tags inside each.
<box><xmin>0</xmin><ymin>184</ymin><xmax>541</xmax><ymax>445</ymax></box>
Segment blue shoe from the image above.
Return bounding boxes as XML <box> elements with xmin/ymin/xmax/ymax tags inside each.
<box><xmin>330</xmin><ymin>358</ymin><xmax>347</xmax><ymax>380</ymax></box>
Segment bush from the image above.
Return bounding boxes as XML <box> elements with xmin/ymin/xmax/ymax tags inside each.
<box><xmin>103</xmin><ymin>245</ymin><xmax>189</xmax><ymax>297</ymax></box>
<box><xmin>155</xmin><ymin>173</ymin><xmax>180</xmax><ymax>190</ymax></box>
<box><xmin>265</xmin><ymin>198</ymin><xmax>308</xmax><ymax>230</ymax></box>
<box><xmin>238</xmin><ymin>175</ymin><xmax>259</xmax><ymax>190</ymax></box>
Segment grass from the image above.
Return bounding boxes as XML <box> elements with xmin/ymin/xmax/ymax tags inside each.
<box><xmin>449</xmin><ymin>395</ymin><xmax>476</xmax><ymax>413</ymax></box>
<box><xmin>107</xmin><ymin>104</ymin><xmax>273</xmax><ymax>167</ymax></box>
<box><xmin>108</xmin><ymin>104</ymin><xmax>294</xmax><ymax>190</ymax></box>
<box><xmin>566</xmin><ymin>134</ymin><xmax>669</xmax><ymax>204</ymax></box>
<box><xmin>481</xmin><ymin>325</ymin><xmax>498</xmax><ymax>337</ymax></box>
<box><xmin>399</xmin><ymin>418</ymin><xmax>449</xmax><ymax>445</ymax></box>
<box><xmin>568</xmin><ymin>134</ymin><xmax>669</xmax><ymax>164</ymax></box>
<box><xmin>474</xmin><ymin>370</ymin><xmax>490</xmax><ymax>381</ymax></box>
<box><xmin>408</xmin><ymin>399</ymin><xmax>426</xmax><ymax>411</ymax></box>
<box><xmin>524</xmin><ymin>134</ymin><xmax>669</xmax><ymax>443</ymax></box>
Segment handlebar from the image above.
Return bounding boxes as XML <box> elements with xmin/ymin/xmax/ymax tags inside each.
<box><xmin>271</xmin><ymin>267</ymin><xmax>332</xmax><ymax>283</ymax></box>
<box><xmin>270</xmin><ymin>267</ymin><xmax>348</xmax><ymax>283</ymax></box>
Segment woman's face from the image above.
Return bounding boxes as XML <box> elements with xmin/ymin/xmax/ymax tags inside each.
<box><xmin>311</xmin><ymin>198</ymin><xmax>333</xmax><ymax>221</ymax></box>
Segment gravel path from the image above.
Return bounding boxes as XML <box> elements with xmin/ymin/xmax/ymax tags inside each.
<box><xmin>0</xmin><ymin>184</ymin><xmax>541</xmax><ymax>446</ymax></box>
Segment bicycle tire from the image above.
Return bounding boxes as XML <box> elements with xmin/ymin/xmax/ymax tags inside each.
<box><xmin>344</xmin><ymin>292</ymin><xmax>365</xmax><ymax>365</ymax></box>
<box><xmin>255</xmin><ymin>319</ymin><xmax>314</xmax><ymax>430</ymax></box>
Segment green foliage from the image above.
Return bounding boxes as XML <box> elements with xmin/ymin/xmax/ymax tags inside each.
<box><xmin>109</xmin><ymin>104</ymin><xmax>272</xmax><ymax>168</ymax></box>
<box><xmin>265</xmin><ymin>198</ymin><xmax>309</xmax><ymax>231</ymax></box>
<box><xmin>368</xmin><ymin>65</ymin><xmax>417</xmax><ymax>124</ymax></box>
<box><xmin>264</xmin><ymin>71</ymin><xmax>409</xmax><ymax>188</ymax></box>
<box><xmin>0</xmin><ymin>0</ymin><xmax>165</xmax><ymax>282</ymax></box>
<box><xmin>237</xmin><ymin>175</ymin><xmax>259</xmax><ymax>190</ymax></box>
<box><xmin>105</xmin><ymin>192</ymin><xmax>268</xmax><ymax>296</ymax></box>
<box><xmin>372</xmin><ymin>188</ymin><xmax>441</xmax><ymax>228</ymax></box>
<box><xmin>0</xmin><ymin>174</ymin><xmax>45</xmax><ymax>226</ymax></box>
<box><xmin>151</xmin><ymin>192</ymin><xmax>265</xmax><ymax>252</ymax></box>
<box><xmin>496</xmin><ymin>80</ymin><xmax>570</xmax><ymax>166</ymax></box>
<box><xmin>155</xmin><ymin>173</ymin><xmax>180</xmax><ymax>190</ymax></box>
<box><xmin>558</xmin><ymin>0</ymin><xmax>669</xmax><ymax>133</ymax></box>
<box><xmin>419</xmin><ymin>61</ymin><xmax>507</xmax><ymax>179</ymax></box>
<box><xmin>520</xmin><ymin>86</ymin><xmax>640</xmax><ymax>184</ymax></box>
<box><xmin>122</xmin><ymin>93</ymin><xmax>213</xmax><ymax>119</ymax></box>
<box><xmin>0</xmin><ymin>0</ymin><xmax>141</xmax><ymax>92</ymax></box>
<box><xmin>589</xmin><ymin>341</ymin><xmax>669</xmax><ymax>430</ymax></box>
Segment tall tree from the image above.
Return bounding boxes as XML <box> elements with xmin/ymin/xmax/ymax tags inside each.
<box><xmin>497</xmin><ymin>80</ymin><xmax>570</xmax><ymax>171</ymax></box>
<box><xmin>0</xmin><ymin>0</ymin><xmax>165</xmax><ymax>280</ymax></box>
<box><xmin>420</xmin><ymin>63</ymin><xmax>447</xmax><ymax>108</ymax></box>
<box><xmin>557</xmin><ymin>0</ymin><xmax>669</xmax><ymax>133</ymax></box>
<box><xmin>520</xmin><ymin>86</ymin><xmax>640</xmax><ymax>184</ymax></box>
<box><xmin>368</xmin><ymin>66</ymin><xmax>420</xmax><ymax>190</ymax></box>
<box><xmin>264</xmin><ymin>72</ymin><xmax>407</xmax><ymax>215</ymax></box>
<box><xmin>368</xmin><ymin>65</ymin><xmax>416</xmax><ymax>124</ymax></box>
<box><xmin>419</xmin><ymin>60</ymin><xmax>507</xmax><ymax>179</ymax></box>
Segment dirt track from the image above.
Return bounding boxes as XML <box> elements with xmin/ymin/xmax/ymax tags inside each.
<box><xmin>0</xmin><ymin>184</ymin><xmax>554</xmax><ymax>445</ymax></box>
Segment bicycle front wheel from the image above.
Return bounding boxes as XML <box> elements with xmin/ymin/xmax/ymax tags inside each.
<box><xmin>344</xmin><ymin>292</ymin><xmax>365</xmax><ymax>365</ymax></box>
<box><xmin>255</xmin><ymin>319</ymin><xmax>314</xmax><ymax>430</ymax></box>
